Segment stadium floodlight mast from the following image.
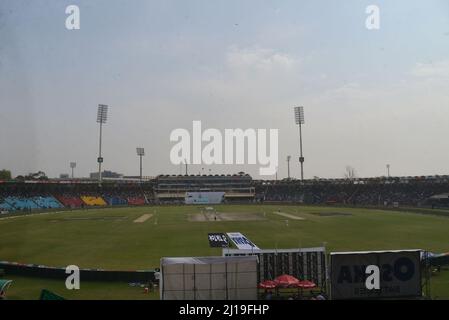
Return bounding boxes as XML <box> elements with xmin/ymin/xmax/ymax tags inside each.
<box><xmin>386</xmin><ymin>164</ymin><xmax>391</xmax><ymax>178</ymax></box>
<box><xmin>287</xmin><ymin>156</ymin><xmax>291</xmax><ymax>179</ymax></box>
<box><xmin>70</xmin><ymin>162</ymin><xmax>76</xmax><ymax>179</ymax></box>
<box><xmin>136</xmin><ymin>147</ymin><xmax>145</xmax><ymax>182</ymax></box>
<box><xmin>97</xmin><ymin>104</ymin><xmax>109</xmax><ymax>186</ymax></box>
<box><xmin>294</xmin><ymin>106</ymin><xmax>305</xmax><ymax>181</ymax></box>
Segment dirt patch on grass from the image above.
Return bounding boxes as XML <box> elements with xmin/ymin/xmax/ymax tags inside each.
<box><xmin>273</xmin><ymin>212</ymin><xmax>305</xmax><ymax>220</ymax></box>
<box><xmin>188</xmin><ymin>212</ymin><xmax>265</xmax><ymax>222</ymax></box>
<box><xmin>133</xmin><ymin>214</ymin><xmax>153</xmax><ymax>223</ymax></box>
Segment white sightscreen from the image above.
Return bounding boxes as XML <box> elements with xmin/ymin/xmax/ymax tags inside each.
<box><xmin>185</xmin><ymin>192</ymin><xmax>225</xmax><ymax>204</ymax></box>
<box><xmin>160</xmin><ymin>256</ymin><xmax>258</xmax><ymax>300</ymax></box>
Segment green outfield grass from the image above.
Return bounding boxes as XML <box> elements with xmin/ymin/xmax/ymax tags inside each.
<box><xmin>1</xmin><ymin>204</ymin><xmax>448</xmax><ymax>299</ymax></box>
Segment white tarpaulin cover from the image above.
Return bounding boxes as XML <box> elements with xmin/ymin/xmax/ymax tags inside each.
<box><xmin>160</xmin><ymin>256</ymin><xmax>258</xmax><ymax>300</ymax></box>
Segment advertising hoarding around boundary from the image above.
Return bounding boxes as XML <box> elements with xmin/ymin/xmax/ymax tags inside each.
<box><xmin>330</xmin><ymin>250</ymin><xmax>422</xmax><ymax>300</ymax></box>
<box><xmin>208</xmin><ymin>233</ymin><xmax>229</xmax><ymax>248</ymax></box>
<box><xmin>226</xmin><ymin>232</ymin><xmax>260</xmax><ymax>250</ymax></box>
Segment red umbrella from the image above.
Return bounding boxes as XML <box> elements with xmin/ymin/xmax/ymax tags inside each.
<box><xmin>296</xmin><ymin>280</ymin><xmax>317</xmax><ymax>289</ymax></box>
<box><xmin>274</xmin><ymin>274</ymin><xmax>300</xmax><ymax>287</ymax></box>
<box><xmin>258</xmin><ymin>280</ymin><xmax>278</xmax><ymax>289</ymax></box>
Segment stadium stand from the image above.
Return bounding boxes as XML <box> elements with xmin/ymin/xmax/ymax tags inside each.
<box><xmin>0</xmin><ymin>174</ymin><xmax>448</xmax><ymax>212</ymax></box>
<box><xmin>55</xmin><ymin>195</ymin><xmax>84</xmax><ymax>208</ymax></box>
<box><xmin>255</xmin><ymin>175</ymin><xmax>449</xmax><ymax>207</ymax></box>
<box><xmin>31</xmin><ymin>196</ymin><xmax>62</xmax><ymax>209</ymax></box>
<box><xmin>0</xmin><ymin>198</ymin><xmax>14</xmax><ymax>211</ymax></box>
<box><xmin>127</xmin><ymin>196</ymin><xmax>146</xmax><ymax>205</ymax></box>
<box><xmin>103</xmin><ymin>195</ymin><xmax>128</xmax><ymax>206</ymax></box>
<box><xmin>154</xmin><ymin>174</ymin><xmax>255</xmax><ymax>203</ymax></box>
<box><xmin>0</xmin><ymin>195</ymin><xmax>61</xmax><ymax>211</ymax></box>
<box><xmin>3</xmin><ymin>197</ymin><xmax>40</xmax><ymax>210</ymax></box>
<box><xmin>80</xmin><ymin>196</ymin><xmax>107</xmax><ymax>206</ymax></box>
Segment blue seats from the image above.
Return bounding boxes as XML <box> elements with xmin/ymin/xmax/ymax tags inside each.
<box><xmin>2</xmin><ymin>196</ymin><xmax>62</xmax><ymax>211</ymax></box>
<box><xmin>32</xmin><ymin>196</ymin><xmax>63</xmax><ymax>209</ymax></box>
<box><xmin>4</xmin><ymin>197</ymin><xmax>39</xmax><ymax>210</ymax></box>
<box><xmin>0</xmin><ymin>200</ymin><xmax>14</xmax><ymax>211</ymax></box>
<box><xmin>105</xmin><ymin>196</ymin><xmax>128</xmax><ymax>206</ymax></box>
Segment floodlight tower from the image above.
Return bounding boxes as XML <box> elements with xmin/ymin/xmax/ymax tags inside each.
<box><xmin>287</xmin><ymin>156</ymin><xmax>291</xmax><ymax>179</ymax></box>
<box><xmin>294</xmin><ymin>106</ymin><xmax>305</xmax><ymax>181</ymax></box>
<box><xmin>70</xmin><ymin>162</ymin><xmax>76</xmax><ymax>179</ymax></box>
<box><xmin>136</xmin><ymin>147</ymin><xmax>145</xmax><ymax>182</ymax></box>
<box><xmin>386</xmin><ymin>164</ymin><xmax>391</xmax><ymax>178</ymax></box>
<box><xmin>97</xmin><ymin>104</ymin><xmax>108</xmax><ymax>185</ymax></box>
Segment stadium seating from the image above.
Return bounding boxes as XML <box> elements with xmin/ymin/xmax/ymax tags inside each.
<box><xmin>0</xmin><ymin>199</ymin><xmax>14</xmax><ymax>211</ymax></box>
<box><xmin>55</xmin><ymin>196</ymin><xmax>84</xmax><ymax>208</ymax></box>
<box><xmin>80</xmin><ymin>196</ymin><xmax>107</xmax><ymax>206</ymax></box>
<box><xmin>3</xmin><ymin>197</ymin><xmax>40</xmax><ymax>210</ymax></box>
<box><xmin>104</xmin><ymin>196</ymin><xmax>128</xmax><ymax>206</ymax></box>
<box><xmin>0</xmin><ymin>196</ymin><xmax>62</xmax><ymax>211</ymax></box>
<box><xmin>127</xmin><ymin>197</ymin><xmax>146</xmax><ymax>205</ymax></box>
<box><xmin>32</xmin><ymin>196</ymin><xmax>63</xmax><ymax>209</ymax></box>
<box><xmin>259</xmin><ymin>181</ymin><xmax>449</xmax><ymax>207</ymax></box>
<box><xmin>1</xmin><ymin>174</ymin><xmax>448</xmax><ymax>212</ymax></box>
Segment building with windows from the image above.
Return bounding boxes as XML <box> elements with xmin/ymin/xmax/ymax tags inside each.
<box><xmin>154</xmin><ymin>173</ymin><xmax>255</xmax><ymax>203</ymax></box>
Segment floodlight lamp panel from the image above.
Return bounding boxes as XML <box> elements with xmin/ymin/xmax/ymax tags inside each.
<box><xmin>294</xmin><ymin>106</ymin><xmax>305</xmax><ymax>124</ymax></box>
<box><xmin>97</xmin><ymin>104</ymin><xmax>109</xmax><ymax>123</ymax></box>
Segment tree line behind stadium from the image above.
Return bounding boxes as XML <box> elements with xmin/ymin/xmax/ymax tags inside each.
<box><xmin>1</xmin><ymin>173</ymin><xmax>449</xmax><ymax>212</ymax></box>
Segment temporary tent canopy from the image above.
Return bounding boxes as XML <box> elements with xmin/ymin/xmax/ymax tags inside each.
<box><xmin>258</xmin><ymin>280</ymin><xmax>278</xmax><ymax>289</ymax></box>
<box><xmin>274</xmin><ymin>274</ymin><xmax>300</xmax><ymax>288</ymax></box>
<box><xmin>296</xmin><ymin>280</ymin><xmax>317</xmax><ymax>289</ymax></box>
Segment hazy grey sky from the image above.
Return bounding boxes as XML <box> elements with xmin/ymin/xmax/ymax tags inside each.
<box><xmin>1</xmin><ymin>0</ymin><xmax>449</xmax><ymax>179</ymax></box>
